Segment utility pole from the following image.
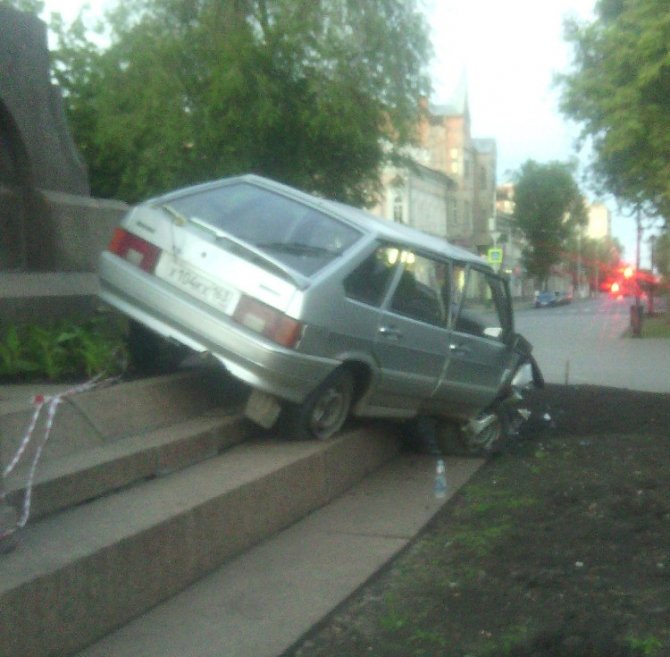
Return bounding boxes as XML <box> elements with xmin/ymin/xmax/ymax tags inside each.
<box><xmin>576</xmin><ymin>227</ymin><xmax>582</xmax><ymax>298</ymax></box>
<box><xmin>631</xmin><ymin>208</ymin><xmax>643</xmax><ymax>337</ymax></box>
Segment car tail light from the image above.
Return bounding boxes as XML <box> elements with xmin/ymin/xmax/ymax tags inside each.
<box><xmin>108</xmin><ymin>228</ymin><xmax>161</xmax><ymax>273</ymax></box>
<box><xmin>232</xmin><ymin>296</ymin><xmax>303</xmax><ymax>348</ymax></box>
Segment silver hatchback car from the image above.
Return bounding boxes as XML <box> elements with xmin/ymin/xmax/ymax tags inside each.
<box><xmin>99</xmin><ymin>175</ymin><xmax>541</xmax><ymax>449</ymax></box>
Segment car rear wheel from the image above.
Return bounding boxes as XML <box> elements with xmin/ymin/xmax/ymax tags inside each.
<box><xmin>127</xmin><ymin>320</ymin><xmax>188</xmax><ymax>374</ymax></box>
<box><xmin>281</xmin><ymin>368</ymin><xmax>354</xmax><ymax>441</ymax></box>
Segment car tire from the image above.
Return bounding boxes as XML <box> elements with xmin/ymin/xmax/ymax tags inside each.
<box><xmin>127</xmin><ymin>320</ymin><xmax>187</xmax><ymax>374</ymax></box>
<box><xmin>402</xmin><ymin>416</ymin><xmax>442</xmax><ymax>455</ymax></box>
<box><xmin>280</xmin><ymin>368</ymin><xmax>354</xmax><ymax>441</ymax></box>
<box><xmin>435</xmin><ymin>411</ymin><xmax>507</xmax><ymax>457</ymax></box>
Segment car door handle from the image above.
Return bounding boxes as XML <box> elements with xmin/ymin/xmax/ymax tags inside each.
<box><xmin>379</xmin><ymin>326</ymin><xmax>403</xmax><ymax>340</ymax></box>
<box><xmin>449</xmin><ymin>343</ymin><xmax>471</xmax><ymax>355</ymax></box>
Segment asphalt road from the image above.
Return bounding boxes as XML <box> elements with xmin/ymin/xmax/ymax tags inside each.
<box><xmin>514</xmin><ymin>294</ymin><xmax>670</xmax><ymax>393</ymax></box>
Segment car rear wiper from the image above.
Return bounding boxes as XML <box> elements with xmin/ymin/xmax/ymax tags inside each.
<box><xmin>160</xmin><ymin>203</ymin><xmax>189</xmax><ymax>226</ymax></box>
<box><xmin>159</xmin><ymin>205</ymin><xmax>231</xmax><ymax>244</ymax></box>
<box><xmin>255</xmin><ymin>242</ymin><xmax>336</xmax><ymax>256</ymax></box>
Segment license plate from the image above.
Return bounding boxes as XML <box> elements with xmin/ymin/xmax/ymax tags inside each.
<box><xmin>155</xmin><ymin>253</ymin><xmax>237</xmax><ymax>314</ymax></box>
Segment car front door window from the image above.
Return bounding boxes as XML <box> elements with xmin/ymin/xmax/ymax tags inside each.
<box><xmin>454</xmin><ymin>267</ymin><xmax>507</xmax><ymax>339</ymax></box>
<box><xmin>389</xmin><ymin>252</ymin><xmax>448</xmax><ymax>327</ymax></box>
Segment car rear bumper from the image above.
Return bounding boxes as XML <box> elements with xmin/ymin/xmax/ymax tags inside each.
<box><xmin>99</xmin><ymin>252</ymin><xmax>338</xmax><ymax>403</ymax></box>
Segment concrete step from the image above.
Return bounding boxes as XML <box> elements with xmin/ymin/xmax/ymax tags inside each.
<box><xmin>4</xmin><ymin>412</ymin><xmax>254</xmax><ymax>521</ymax></box>
<box><xmin>0</xmin><ymin>422</ymin><xmax>401</xmax><ymax>657</ymax></box>
<box><xmin>2</xmin><ymin>367</ymin><xmax>249</xmax><ymax>521</ymax></box>
<box><xmin>1</xmin><ymin>367</ymin><xmax>246</xmax><ymax>472</ymax></box>
<box><xmin>74</xmin><ymin>452</ymin><xmax>483</xmax><ymax>657</ymax></box>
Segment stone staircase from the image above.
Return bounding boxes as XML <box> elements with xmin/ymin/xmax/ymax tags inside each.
<box><xmin>0</xmin><ymin>368</ymin><xmax>402</xmax><ymax>657</ymax></box>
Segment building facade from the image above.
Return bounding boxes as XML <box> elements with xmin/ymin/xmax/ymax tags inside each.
<box><xmin>586</xmin><ymin>202</ymin><xmax>612</xmax><ymax>240</ymax></box>
<box><xmin>374</xmin><ymin>160</ymin><xmax>458</xmax><ymax>240</ymax></box>
<box><xmin>372</xmin><ymin>80</ymin><xmax>498</xmax><ymax>256</ymax></box>
<box><xmin>416</xmin><ymin>84</ymin><xmax>497</xmax><ymax>254</ymax></box>
<box><xmin>494</xmin><ymin>183</ymin><xmax>532</xmax><ymax>297</ymax></box>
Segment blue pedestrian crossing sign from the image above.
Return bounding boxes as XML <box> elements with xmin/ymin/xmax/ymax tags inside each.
<box><xmin>487</xmin><ymin>247</ymin><xmax>503</xmax><ymax>265</ymax></box>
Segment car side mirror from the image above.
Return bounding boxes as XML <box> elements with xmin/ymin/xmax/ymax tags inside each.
<box><xmin>483</xmin><ymin>327</ymin><xmax>502</xmax><ymax>338</ymax></box>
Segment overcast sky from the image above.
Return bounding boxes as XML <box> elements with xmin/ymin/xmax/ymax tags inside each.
<box><xmin>426</xmin><ymin>0</ymin><xmax>595</xmax><ymax>177</ymax></box>
<box><xmin>44</xmin><ymin>0</ymin><xmax>646</xmax><ymax>262</ymax></box>
<box><xmin>426</xmin><ymin>0</ymin><xmax>651</xmax><ymax>263</ymax></box>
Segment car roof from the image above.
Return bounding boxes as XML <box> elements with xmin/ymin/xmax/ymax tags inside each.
<box><xmin>148</xmin><ymin>174</ymin><xmax>490</xmax><ymax>269</ymax></box>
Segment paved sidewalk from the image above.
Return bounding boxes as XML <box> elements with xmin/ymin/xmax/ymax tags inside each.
<box><xmin>516</xmin><ymin>300</ymin><xmax>670</xmax><ymax>393</ymax></box>
<box><xmin>533</xmin><ymin>334</ymin><xmax>670</xmax><ymax>393</ymax></box>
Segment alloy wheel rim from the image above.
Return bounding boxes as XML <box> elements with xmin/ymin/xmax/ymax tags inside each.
<box><xmin>469</xmin><ymin>416</ymin><xmax>501</xmax><ymax>450</ymax></box>
<box><xmin>310</xmin><ymin>384</ymin><xmax>351</xmax><ymax>439</ymax></box>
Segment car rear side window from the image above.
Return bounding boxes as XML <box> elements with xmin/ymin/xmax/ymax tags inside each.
<box><xmin>344</xmin><ymin>246</ymin><xmax>398</xmax><ymax>306</ymax></box>
<box><xmin>164</xmin><ymin>182</ymin><xmax>361</xmax><ymax>277</ymax></box>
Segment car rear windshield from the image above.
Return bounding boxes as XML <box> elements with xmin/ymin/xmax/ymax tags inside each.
<box><xmin>162</xmin><ymin>182</ymin><xmax>362</xmax><ymax>277</ymax></box>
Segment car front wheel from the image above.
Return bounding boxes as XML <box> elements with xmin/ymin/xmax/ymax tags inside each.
<box><xmin>280</xmin><ymin>368</ymin><xmax>354</xmax><ymax>441</ymax></box>
<box><xmin>435</xmin><ymin>409</ymin><xmax>507</xmax><ymax>456</ymax></box>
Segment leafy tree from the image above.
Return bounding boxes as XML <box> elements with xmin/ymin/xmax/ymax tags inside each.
<box><xmin>564</xmin><ymin>233</ymin><xmax>622</xmax><ymax>292</ymax></box>
<box><xmin>652</xmin><ymin>231</ymin><xmax>670</xmax><ymax>281</ymax></box>
<box><xmin>47</xmin><ymin>0</ymin><xmax>431</xmax><ymax>205</ymax></box>
<box><xmin>558</xmin><ymin>0</ymin><xmax>670</xmax><ymax>222</ymax></box>
<box><xmin>513</xmin><ymin>160</ymin><xmax>587</xmax><ymax>288</ymax></box>
<box><xmin>2</xmin><ymin>0</ymin><xmax>44</xmax><ymax>14</ymax></box>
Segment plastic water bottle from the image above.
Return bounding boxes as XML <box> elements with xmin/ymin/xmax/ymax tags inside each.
<box><xmin>434</xmin><ymin>458</ymin><xmax>447</xmax><ymax>499</ymax></box>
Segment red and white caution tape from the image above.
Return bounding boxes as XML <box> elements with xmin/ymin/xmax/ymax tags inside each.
<box><xmin>1</xmin><ymin>374</ymin><xmax>116</xmax><ymax>541</ymax></box>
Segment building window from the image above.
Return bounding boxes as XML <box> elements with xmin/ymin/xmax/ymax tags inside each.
<box><xmin>449</xmin><ymin>199</ymin><xmax>459</xmax><ymax>227</ymax></box>
<box><xmin>393</xmin><ymin>194</ymin><xmax>403</xmax><ymax>223</ymax></box>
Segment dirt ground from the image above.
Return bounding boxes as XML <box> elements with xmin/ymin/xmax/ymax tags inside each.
<box><xmin>283</xmin><ymin>384</ymin><xmax>670</xmax><ymax>657</ymax></box>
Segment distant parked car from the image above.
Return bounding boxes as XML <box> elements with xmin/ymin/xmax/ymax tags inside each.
<box><xmin>554</xmin><ymin>291</ymin><xmax>573</xmax><ymax>305</ymax></box>
<box><xmin>99</xmin><ymin>174</ymin><xmax>542</xmax><ymax>450</ymax></box>
<box><xmin>534</xmin><ymin>291</ymin><xmax>557</xmax><ymax>308</ymax></box>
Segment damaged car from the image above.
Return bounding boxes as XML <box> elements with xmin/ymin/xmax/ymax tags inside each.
<box><xmin>98</xmin><ymin>174</ymin><xmax>542</xmax><ymax>452</ymax></box>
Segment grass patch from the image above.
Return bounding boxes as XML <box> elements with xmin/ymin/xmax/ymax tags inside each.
<box><xmin>0</xmin><ymin>315</ymin><xmax>127</xmax><ymax>382</ymax></box>
<box><xmin>623</xmin><ymin>303</ymin><xmax>670</xmax><ymax>338</ymax></box>
<box><xmin>639</xmin><ymin>312</ymin><xmax>670</xmax><ymax>338</ymax></box>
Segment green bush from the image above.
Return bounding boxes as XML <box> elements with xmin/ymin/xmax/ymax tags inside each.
<box><xmin>0</xmin><ymin>317</ymin><xmax>127</xmax><ymax>383</ymax></box>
